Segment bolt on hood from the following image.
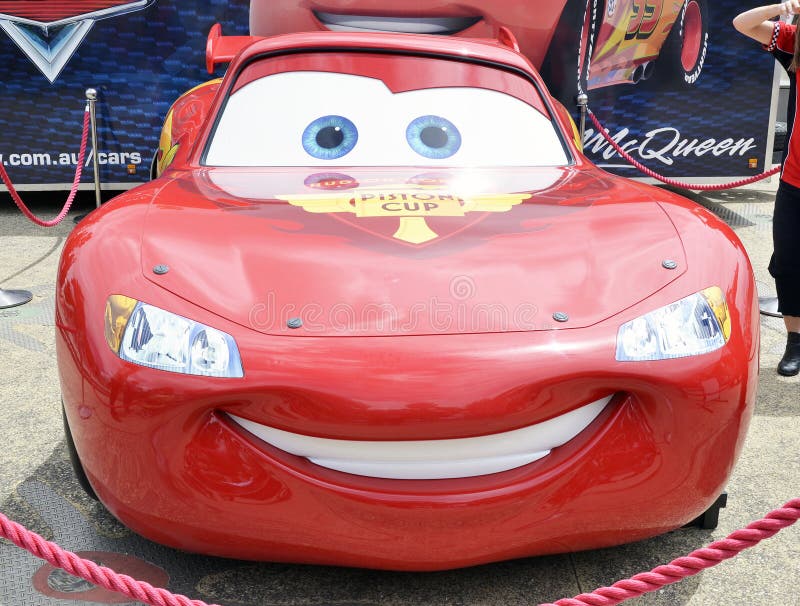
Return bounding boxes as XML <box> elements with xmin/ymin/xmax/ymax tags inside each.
<box><xmin>141</xmin><ymin>166</ymin><xmax>686</xmax><ymax>337</ymax></box>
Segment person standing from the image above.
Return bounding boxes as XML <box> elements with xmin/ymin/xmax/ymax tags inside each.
<box><xmin>734</xmin><ymin>2</ymin><xmax>800</xmax><ymax>375</ymax></box>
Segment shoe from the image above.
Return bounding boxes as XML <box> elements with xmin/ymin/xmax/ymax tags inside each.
<box><xmin>777</xmin><ymin>332</ymin><xmax>800</xmax><ymax>376</ymax></box>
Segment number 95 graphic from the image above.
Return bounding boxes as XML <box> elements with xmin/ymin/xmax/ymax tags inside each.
<box><xmin>625</xmin><ymin>0</ymin><xmax>664</xmax><ymax>40</ymax></box>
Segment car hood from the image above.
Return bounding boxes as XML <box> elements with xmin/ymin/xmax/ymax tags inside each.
<box><xmin>141</xmin><ymin>167</ymin><xmax>686</xmax><ymax>336</ymax></box>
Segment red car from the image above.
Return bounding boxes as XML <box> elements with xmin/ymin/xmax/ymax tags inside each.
<box><xmin>58</xmin><ymin>26</ymin><xmax>756</xmax><ymax>571</ymax></box>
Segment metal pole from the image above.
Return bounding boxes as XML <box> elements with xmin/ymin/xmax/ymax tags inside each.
<box><xmin>86</xmin><ymin>88</ymin><xmax>101</xmax><ymax>208</ymax></box>
<box><xmin>576</xmin><ymin>93</ymin><xmax>588</xmax><ymax>144</ymax></box>
<box><xmin>0</xmin><ymin>288</ymin><xmax>33</xmax><ymax>309</ymax></box>
<box><xmin>759</xmin><ymin>297</ymin><xmax>783</xmax><ymax>318</ymax></box>
<box><xmin>757</xmin><ymin>281</ymin><xmax>783</xmax><ymax>318</ymax></box>
<box><xmin>3</xmin><ymin>92</ymin><xmax>97</xmax><ymax>305</ymax></box>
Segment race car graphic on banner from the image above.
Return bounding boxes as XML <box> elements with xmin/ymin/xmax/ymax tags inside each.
<box><xmin>0</xmin><ymin>0</ymin><xmax>780</xmax><ymax>187</ymax></box>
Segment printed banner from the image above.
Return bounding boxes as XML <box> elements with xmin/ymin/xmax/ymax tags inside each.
<box><xmin>0</xmin><ymin>0</ymin><xmax>249</xmax><ymax>187</ymax></box>
<box><xmin>573</xmin><ymin>0</ymin><xmax>776</xmax><ymax>178</ymax></box>
<box><xmin>0</xmin><ymin>0</ymin><xmax>776</xmax><ymax>186</ymax></box>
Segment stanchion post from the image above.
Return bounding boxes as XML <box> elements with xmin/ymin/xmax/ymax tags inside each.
<box><xmin>757</xmin><ymin>281</ymin><xmax>784</xmax><ymax>318</ymax></box>
<box><xmin>86</xmin><ymin>88</ymin><xmax>101</xmax><ymax>209</ymax></box>
<box><xmin>3</xmin><ymin>91</ymin><xmax>97</xmax><ymax>308</ymax></box>
<box><xmin>759</xmin><ymin>296</ymin><xmax>783</xmax><ymax>318</ymax></box>
<box><xmin>576</xmin><ymin>93</ymin><xmax>588</xmax><ymax>144</ymax></box>
<box><xmin>0</xmin><ymin>288</ymin><xmax>33</xmax><ymax>309</ymax></box>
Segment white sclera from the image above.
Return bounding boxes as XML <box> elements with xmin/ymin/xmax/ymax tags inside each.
<box><xmin>206</xmin><ymin>71</ymin><xmax>568</xmax><ymax>167</ymax></box>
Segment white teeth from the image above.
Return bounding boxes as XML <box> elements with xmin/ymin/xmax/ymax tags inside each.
<box><xmin>314</xmin><ymin>12</ymin><xmax>480</xmax><ymax>35</ymax></box>
<box><xmin>228</xmin><ymin>395</ymin><xmax>612</xmax><ymax>480</ymax></box>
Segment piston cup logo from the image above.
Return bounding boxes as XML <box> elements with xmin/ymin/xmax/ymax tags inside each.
<box><xmin>0</xmin><ymin>1</ymin><xmax>156</xmax><ymax>82</ymax></box>
<box><xmin>278</xmin><ymin>185</ymin><xmax>530</xmax><ymax>245</ymax></box>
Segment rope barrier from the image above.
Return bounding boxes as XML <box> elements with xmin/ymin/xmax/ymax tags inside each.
<box><xmin>0</xmin><ymin>105</ymin><xmax>91</xmax><ymax>227</ymax></box>
<box><xmin>587</xmin><ymin>109</ymin><xmax>782</xmax><ymax>190</ymax></box>
<box><xmin>1</xmin><ymin>497</ymin><xmax>798</xmax><ymax>606</ymax></box>
<box><xmin>541</xmin><ymin>497</ymin><xmax>800</xmax><ymax>605</ymax></box>
<box><xmin>0</xmin><ymin>509</ymin><xmax>219</xmax><ymax>606</ymax></box>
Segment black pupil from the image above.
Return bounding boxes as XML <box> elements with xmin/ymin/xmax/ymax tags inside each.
<box><xmin>420</xmin><ymin>126</ymin><xmax>448</xmax><ymax>149</ymax></box>
<box><xmin>316</xmin><ymin>126</ymin><xmax>344</xmax><ymax>149</ymax></box>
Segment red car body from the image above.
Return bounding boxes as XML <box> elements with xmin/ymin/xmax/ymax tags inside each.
<box><xmin>57</xmin><ymin>29</ymin><xmax>757</xmax><ymax>571</ymax></box>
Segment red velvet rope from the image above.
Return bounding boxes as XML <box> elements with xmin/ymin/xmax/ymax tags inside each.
<box><xmin>0</xmin><ymin>107</ymin><xmax>91</xmax><ymax>227</ymax></box>
<box><xmin>587</xmin><ymin>109</ymin><xmax>782</xmax><ymax>190</ymax></box>
<box><xmin>1</xmin><ymin>497</ymin><xmax>798</xmax><ymax>606</ymax></box>
<box><xmin>0</xmin><ymin>509</ymin><xmax>218</xmax><ymax>606</ymax></box>
<box><xmin>540</xmin><ymin>497</ymin><xmax>800</xmax><ymax>606</ymax></box>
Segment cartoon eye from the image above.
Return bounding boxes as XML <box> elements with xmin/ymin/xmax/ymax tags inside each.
<box><xmin>302</xmin><ymin>115</ymin><xmax>358</xmax><ymax>160</ymax></box>
<box><xmin>406</xmin><ymin>115</ymin><xmax>461</xmax><ymax>159</ymax></box>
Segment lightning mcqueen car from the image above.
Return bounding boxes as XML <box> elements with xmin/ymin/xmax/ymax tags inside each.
<box><xmin>57</xmin><ymin>26</ymin><xmax>756</xmax><ymax>571</ymax></box>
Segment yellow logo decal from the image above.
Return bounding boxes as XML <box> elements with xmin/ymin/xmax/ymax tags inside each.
<box><xmin>277</xmin><ymin>186</ymin><xmax>530</xmax><ymax>244</ymax></box>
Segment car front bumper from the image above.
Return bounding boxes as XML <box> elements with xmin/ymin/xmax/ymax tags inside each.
<box><xmin>59</xmin><ymin>312</ymin><xmax>757</xmax><ymax>570</ymax></box>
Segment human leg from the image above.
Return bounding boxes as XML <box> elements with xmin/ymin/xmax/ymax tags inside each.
<box><xmin>769</xmin><ymin>182</ymin><xmax>800</xmax><ymax>375</ymax></box>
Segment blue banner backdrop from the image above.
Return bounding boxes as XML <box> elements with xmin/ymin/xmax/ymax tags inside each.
<box><xmin>0</xmin><ymin>0</ymin><xmax>249</xmax><ymax>187</ymax></box>
<box><xmin>0</xmin><ymin>0</ymin><xmax>778</xmax><ymax>187</ymax></box>
<box><xmin>579</xmin><ymin>0</ymin><xmax>777</xmax><ymax>178</ymax></box>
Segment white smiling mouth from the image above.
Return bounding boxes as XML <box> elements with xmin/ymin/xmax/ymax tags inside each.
<box><xmin>314</xmin><ymin>12</ymin><xmax>482</xmax><ymax>35</ymax></box>
<box><xmin>228</xmin><ymin>395</ymin><xmax>611</xmax><ymax>480</ymax></box>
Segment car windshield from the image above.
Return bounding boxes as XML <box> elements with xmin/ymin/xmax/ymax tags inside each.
<box><xmin>204</xmin><ymin>52</ymin><xmax>570</xmax><ymax>168</ymax></box>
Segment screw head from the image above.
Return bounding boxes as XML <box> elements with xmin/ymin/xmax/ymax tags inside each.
<box><xmin>662</xmin><ymin>259</ymin><xmax>678</xmax><ymax>270</ymax></box>
<box><xmin>287</xmin><ymin>317</ymin><xmax>303</xmax><ymax>329</ymax></box>
<box><xmin>152</xmin><ymin>264</ymin><xmax>169</xmax><ymax>275</ymax></box>
<box><xmin>553</xmin><ymin>311</ymin><xmax>569</xmax><ymax>323</ymax></box>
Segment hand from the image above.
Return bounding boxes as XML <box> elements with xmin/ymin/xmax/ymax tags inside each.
<box><xmin>781</xmin><ymin>0</ymin><xmax>800</xmax><ymax>16</ymax></box>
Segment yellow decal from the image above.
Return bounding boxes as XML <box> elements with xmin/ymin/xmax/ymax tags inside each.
<box><xmin>595</xmin><ymin>17</ymin><xmax>631</xmax><ymax>60</ymax></box>
<box><xmin>156</xmin><ymin>108</ymin><xmax>178</xmax><ymax>177</ymax></box>
<box><xmin>278</xmin><ymin>186</ymin><xmax>530</xmax><ymax>244</ymax></box>
<box><xmin>568</xmin><ymin>115</ymin><xmax>583</xmax><ymax>151</ymax></box>
<box><xmin>157</xmin><ymin>79</ymin><xmax>222</xmax><ymax>177</ymax></box>
<box><xmin>595</xmin><ymin>0</ymin><xmax>666</xmax><ymax>60</ymax></box>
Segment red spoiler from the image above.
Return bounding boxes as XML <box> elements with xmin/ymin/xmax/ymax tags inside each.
<box><xmin>205</xmin><ymin>23</ymin><xmax>520</xmax><ymax>75</ymax></box>
<box><xmin>205</xmin><ymin>23</ymin><xmax>260</xmax><ymax>74</ymax></box>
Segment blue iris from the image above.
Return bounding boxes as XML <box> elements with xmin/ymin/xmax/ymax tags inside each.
<box><xmin>406</xmin><ymin>115</ymin><xmax>461</xmax><ymax>159</ymax></box>
<box><xmin>302</xmin><ymin>115</ymin><xmax>358</xmax><ymax>160</ymax></box>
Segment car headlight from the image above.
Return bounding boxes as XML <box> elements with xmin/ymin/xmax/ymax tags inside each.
<box><xmin>616</xmin><ymin>286</ymin><xmax>731</xmax><ymax>361</ymax></box>
<box><xmin>104</xmin><ymin>295</ymin><xmax>244</xmax><ymax>377</ymax></box>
